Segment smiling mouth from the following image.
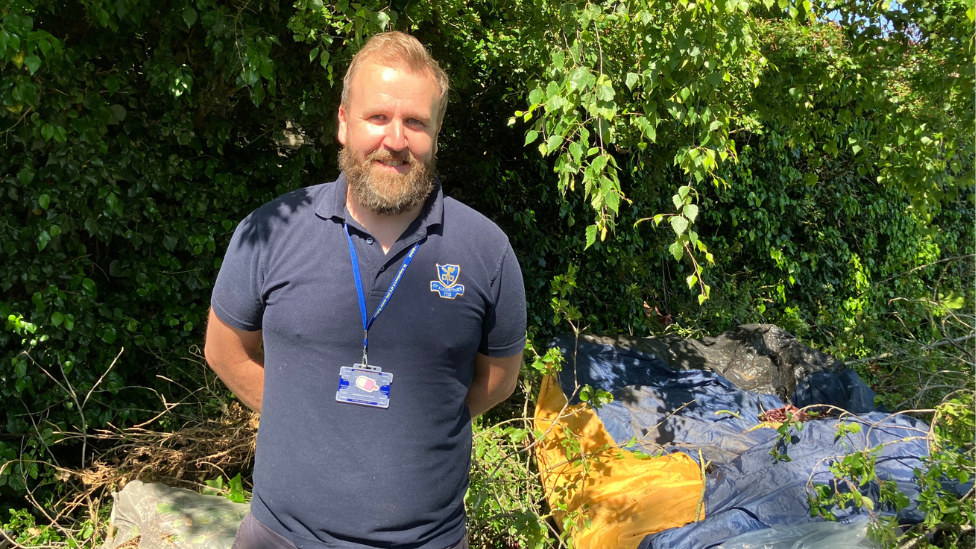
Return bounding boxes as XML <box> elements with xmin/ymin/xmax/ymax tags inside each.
<box><xmin>376</xmin><ymin>159</ymin><xmax>406</xmax><ymax>167</ymax></box>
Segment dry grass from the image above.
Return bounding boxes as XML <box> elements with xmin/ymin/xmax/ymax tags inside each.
<box><xmin>82</xmin><ymin>403</ymin><xmax>258</xmax><ymax>493</ymax></box>
<box><xmin>5</xmin><ymin>403</ymin><xmax>259</xmax><ymax>547</ymax></box>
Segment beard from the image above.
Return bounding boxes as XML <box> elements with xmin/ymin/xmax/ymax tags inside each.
<box><xmin>339</xmin><ymin>146</ymin><xmax>436</xmax><ymax>216</ymax></box>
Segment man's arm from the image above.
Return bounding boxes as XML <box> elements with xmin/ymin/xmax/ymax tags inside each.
<box><xmin>204</xmin><ymin>308</ymin><xmax>266</xmax><ymax>412</ymax></box>
<box><xmin>466</xmin><ymin>351</ymin><xmax>523</xmax><ymax>418</ymax></box>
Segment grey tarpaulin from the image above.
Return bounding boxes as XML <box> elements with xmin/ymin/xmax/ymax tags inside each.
<box><xmin>101</xmin><ymin>480</ymin><xmax>248</xmax><ymax>549</ymax></box>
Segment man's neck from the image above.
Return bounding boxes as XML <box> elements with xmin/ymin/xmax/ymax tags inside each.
<box><xmin>345</xmin><ymin>191</ymin><xmax>425</xmax><ymax>255</ymax></box>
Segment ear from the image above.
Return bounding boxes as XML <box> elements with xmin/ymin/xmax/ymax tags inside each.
<box><xmin>337</xmin><ymin>104</ymin><xmax>348</xmax><ymax>146</ymax></box>
<box><xmin>432</xmin><ymin>123</ymin><xmax>442</xmax><ymax>156</ymax></box>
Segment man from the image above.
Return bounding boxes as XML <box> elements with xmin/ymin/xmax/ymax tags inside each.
<box><xmin>204</xmin><ymin>31</ymin><xmax>526</xmax><ymax>549</ymax></box>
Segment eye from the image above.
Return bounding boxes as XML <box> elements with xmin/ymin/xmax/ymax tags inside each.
<box><xmin>368</xmin><ymin>114</ymin><xmax>387</xmax><ymax>122</ymax></box>
<box><xmin>406</xmin><ymin>118</ymin><xmax>427</xmax><ymax>127</ymax></box>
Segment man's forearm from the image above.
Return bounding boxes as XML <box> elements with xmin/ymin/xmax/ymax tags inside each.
<box><xmin>207</xmin><ymin>350</ymin><xmax>266</xmax><ymax>412</ymax></box>
<box><xmin>466</xmin><ymin>378</ymin><xmax>507</xmax><ymax>419</ymax></box>
<box><xmin>466</xmin><ymin>352</ymin><xmax>523</xmax><ymax>418</ymax></box>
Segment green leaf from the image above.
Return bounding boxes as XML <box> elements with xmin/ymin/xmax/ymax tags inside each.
<box><xmin>528</xmin><ymin>87</ymin><xmax>545</xmax><ymax>105</ymax></box>
<box><xmin>668</xmin><ymin>241</ymin><xmax>683</xmax><ymax>261</ymax></box>
<box><xmin>183</xmin><ymin>7</ymin><xmax>198</xmax><ymax>27</ymax></box>
<box><xmin>372</xmin><ymin>11</ymin><xmax>391</xmax><ymax>30</ymax></box>
<box><xmin>585</xmin><ymin>224</ymin><xmax>598</xmax><ymax>250</ymax></box>
<box><xmin>309</xmin><ymin>47</ymin><xmax>319</xmax><ymax>64</ymax></box>
<box><xmin>101</xmin><ymin>325</ymin><xmax>117</xmax><ymax>344</ymax></box>
<box><xmin>38</xmin><ymin>37</ymin><xmax>52</xmax><ymax>58</ymax></box>
<box><xmin>605</xmin><ymin>190</ymin><xmax>620</xmax><ymax>213</ymax></box>
<box><xmin>82</xmin><ymin>278</ymin><xmax>97</xmax><ymax>296</ymax></box>
<box><xmin>110</xmin><ymin>104</ymin><xmax>127</xmax><ymax>122</ymax></box>
<box><xmin>163</xmin><ymin>235</ymin><xmax>178</xmax><ymax>251</ymax></box>
<box><xmin>38</xmin><ymin>194</ymin><xmax>50</xmax><ymax>210</ymax></box>
<box><xmin>37</xmin><ymin>230</ymin><xmax>50</xmax><ymax>251</ymax></box>
<box><xmin>228</xmin><ymin>473</ymin><xmax>246</xmax><ymax>503</ymax></box>
<box><xmin>51</xmin><ymin>312</ymin><xmax>63</xmax><ymax>327</ymax></box>
<box><xmin>945</xmin><ymin>295</ymin><xmax>965</xmax><ymax>309</ymax></box>
<box><xmin>686</xmin><ymin>274</ymin><xmax>698</xmax><ymax>289</ymax></box>
<box><xmin>524</xmin><ymin>130</ymin><xmax>539</xmax><ymax>146</ymax></box>
<box><xmin>41</xmin><ymin>123</ymin><xmax>54</xmax><ymax>141</ymax></box>
<box><xmin>551</xmin><ymin>50</ymin><xmax>565</xmax><ymax>70</ymax></box>
<box><xmin>637</xmin><ymin>116</ymin><xmax>656</xmax><ymax>143</ymax></box>
<box><xmin>105</xmin><ymin>193</ymin><xmax>119</xmax><ymax>213</ymax></box>
<box><xmin>570</xmin><ymin>67</ymin><xmax>592</xmax><ymax>90</ymax></box>
<box><xmin>590</xmin><ymin>154</ymin><xmax>608</xmax><ymax>173</ymax></box>
<box><xmin>546</xmin><ymin>134</ymin><xmax>562</xmax><ymax>152</ymax></box>
<box><xmin>596</xmin><ymin>83</ymin><xmax>615</xmax><ymax>101</ymax></box>
<box><xmin>24</xmin><ymin>55</ymin><xmax>41</xmax><ymax>75</ymax></box>
<box><xmin>17</xmin><ymin>167</ymin><xmax>34</xmax><ymax>185</ymax></box>
<box><xmin>683</xmin><ymin>204</ymin><xmax>698</xmax><ymax>223</ymax></box>
<box><xmin>569</xmin><ymin>141</ymin><xmax>583</xmax><ymax>163</ymax></box>
<box><xmin>670</xmin><ymin>215</ymin><xmax>689</xmax><ymax>236</ymax></box>
<box><xmin>625</xmin><ymin>72</ymin><xmax>639</xmax><ymax>90</ymax></box>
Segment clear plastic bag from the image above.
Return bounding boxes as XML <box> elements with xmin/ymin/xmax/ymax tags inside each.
<box><xmin>101</xmin><ymin>480</ymin><xmax>249</xmax><ymax>549</ymax></box>
<box><xmin>716</xmin><ymin>519</ymin><xmax>876</xmax><ymax>549</ymax></box>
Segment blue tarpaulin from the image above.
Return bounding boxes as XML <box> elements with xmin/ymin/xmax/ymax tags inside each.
<box><xmin>550</xmin><ymin>335</ymin><xmax>932</xmax><ymax>549</ymax></box>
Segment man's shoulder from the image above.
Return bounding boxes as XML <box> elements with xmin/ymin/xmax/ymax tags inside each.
<box><xmin>247</xmin><ymin>182</ymin><xmax>332</xmax><ymax>222</ymax></box>
<box><xmin>230</xmin><ymin>183</ymin><xmax>332</xmax><ymax>244</ymax></box>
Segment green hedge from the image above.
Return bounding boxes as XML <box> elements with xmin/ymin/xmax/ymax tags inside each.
<box><xmin>1</xmin><ymin>0</ymin><xmax>972</xmax><ymax>499</ymax></box>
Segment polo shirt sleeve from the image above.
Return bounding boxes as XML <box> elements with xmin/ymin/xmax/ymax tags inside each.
<box><xmin>479</xmin><ymin>242</ymin><xmax>527</xmax><ymax>357</ymax></box>
<box><xmin>210</xmin><ymin>213</ymin><xmax>267</xmax><ymax>332</ymax></box>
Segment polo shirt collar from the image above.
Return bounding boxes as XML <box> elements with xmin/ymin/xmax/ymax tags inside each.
<box><xmin>314</xmin><ymin>171</ymin><xmax>445</xmax><ymax>235</ymax></box>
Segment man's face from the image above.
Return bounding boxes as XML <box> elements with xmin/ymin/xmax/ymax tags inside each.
<box><xmin>338</xmin><ymin>61</ymin><xmax>442</xmax><ymax>215</ymax></box>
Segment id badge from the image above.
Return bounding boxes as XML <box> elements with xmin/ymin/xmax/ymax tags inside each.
<box><xmin>336</xmin><ymin>365</ymin><xmax>392</xmax><ymax>408</ymax></box>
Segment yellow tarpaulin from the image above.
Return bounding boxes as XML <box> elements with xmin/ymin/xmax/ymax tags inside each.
<box><xmin>534</xmin><ymin>374</ymin><xmax>705</xmax><ymax>549</ymax></box>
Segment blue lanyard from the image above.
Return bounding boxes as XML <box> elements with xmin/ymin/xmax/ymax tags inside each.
<box><xmin>345</xmin><ymin>223</ymin><xmax>421</xmax><ymax>366</ymax></box>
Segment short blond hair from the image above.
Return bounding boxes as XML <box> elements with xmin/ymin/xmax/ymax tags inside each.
<box><xmin>341</xmin><ymin>31</ymin><xmax>450</xmax><ymax>125</ymax></box>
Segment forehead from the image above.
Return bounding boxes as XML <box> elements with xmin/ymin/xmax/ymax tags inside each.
<box><xmin>347</xmin><ymin>62</ymin><xmax>440</xmax><ymax>114</ymax></box>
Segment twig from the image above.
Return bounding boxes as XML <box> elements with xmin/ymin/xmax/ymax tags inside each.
<box><xmin>896</xmin><ymin>524</ymin><xmax>976</xmax><ymax>549</ymax></box>
<box><xmin>846</xmin><ymin>334</ymin><xmax>975</xmax><ymax>364</ymax></box>
<box><xmin>694</xmin><ymin>449</ymin><xmax>706</xmax><ymax>521</ymax></box>
<box><xmin>19</xmin><ymin>397</ymin><xmax>59</xmax><ymax>468</ymax></box>
<box><xmin>869</xmin><ymin>254</ymin><xmax>976</xmax><ymax>292</ymax></box>
<box><xmin>593</xmin><ymin>20</ymin><xmax>605</xmax><ymax>154</ymax></box>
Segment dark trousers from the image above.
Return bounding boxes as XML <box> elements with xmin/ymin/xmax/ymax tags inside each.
<box><xmin>232</xmin><ymin>514</ymin><xmax>469</xmax><ymax>549</ymax></box>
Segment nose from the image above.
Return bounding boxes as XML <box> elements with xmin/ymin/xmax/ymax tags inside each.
<box><xmin>383</xmin><ymin>119</ymin><xmax>407</xmax><ymax>151</ymax></box>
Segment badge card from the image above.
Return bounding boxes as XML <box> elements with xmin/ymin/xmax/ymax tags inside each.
<box><xmin>336</xmin><ymin>366</ymin><xmax>392</xmax><ymax>408</ymax></box>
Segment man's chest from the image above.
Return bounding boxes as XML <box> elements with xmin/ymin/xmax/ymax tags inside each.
<box><xmin>259</xmin><ymin>235</ymin><xmax>493</xmax><ymax>365</ymax></box>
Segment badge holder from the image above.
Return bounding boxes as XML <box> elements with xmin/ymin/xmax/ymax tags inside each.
<box><xmin>336</xmin><ymin>362</ymin><xmax>393</xmax><ymax>409</ymax></box>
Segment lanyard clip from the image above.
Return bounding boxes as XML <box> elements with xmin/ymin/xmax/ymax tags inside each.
<box><xmin>361</xmin><ymin>330</ymin><xmax>369</xmax><ymax>366</ymax></box>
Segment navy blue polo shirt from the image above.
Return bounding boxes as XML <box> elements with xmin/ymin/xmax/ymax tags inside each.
<box><xmin>211</xmin><ymin>174</ymin><xmax>526</xmax><ymax>549</ymax></box>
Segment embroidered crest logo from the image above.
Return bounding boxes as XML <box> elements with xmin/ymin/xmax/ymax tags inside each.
<box><xmin>430</xmin><ymin>264</ymin><xmax>465</xmax><ymax>299</ymax></box>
